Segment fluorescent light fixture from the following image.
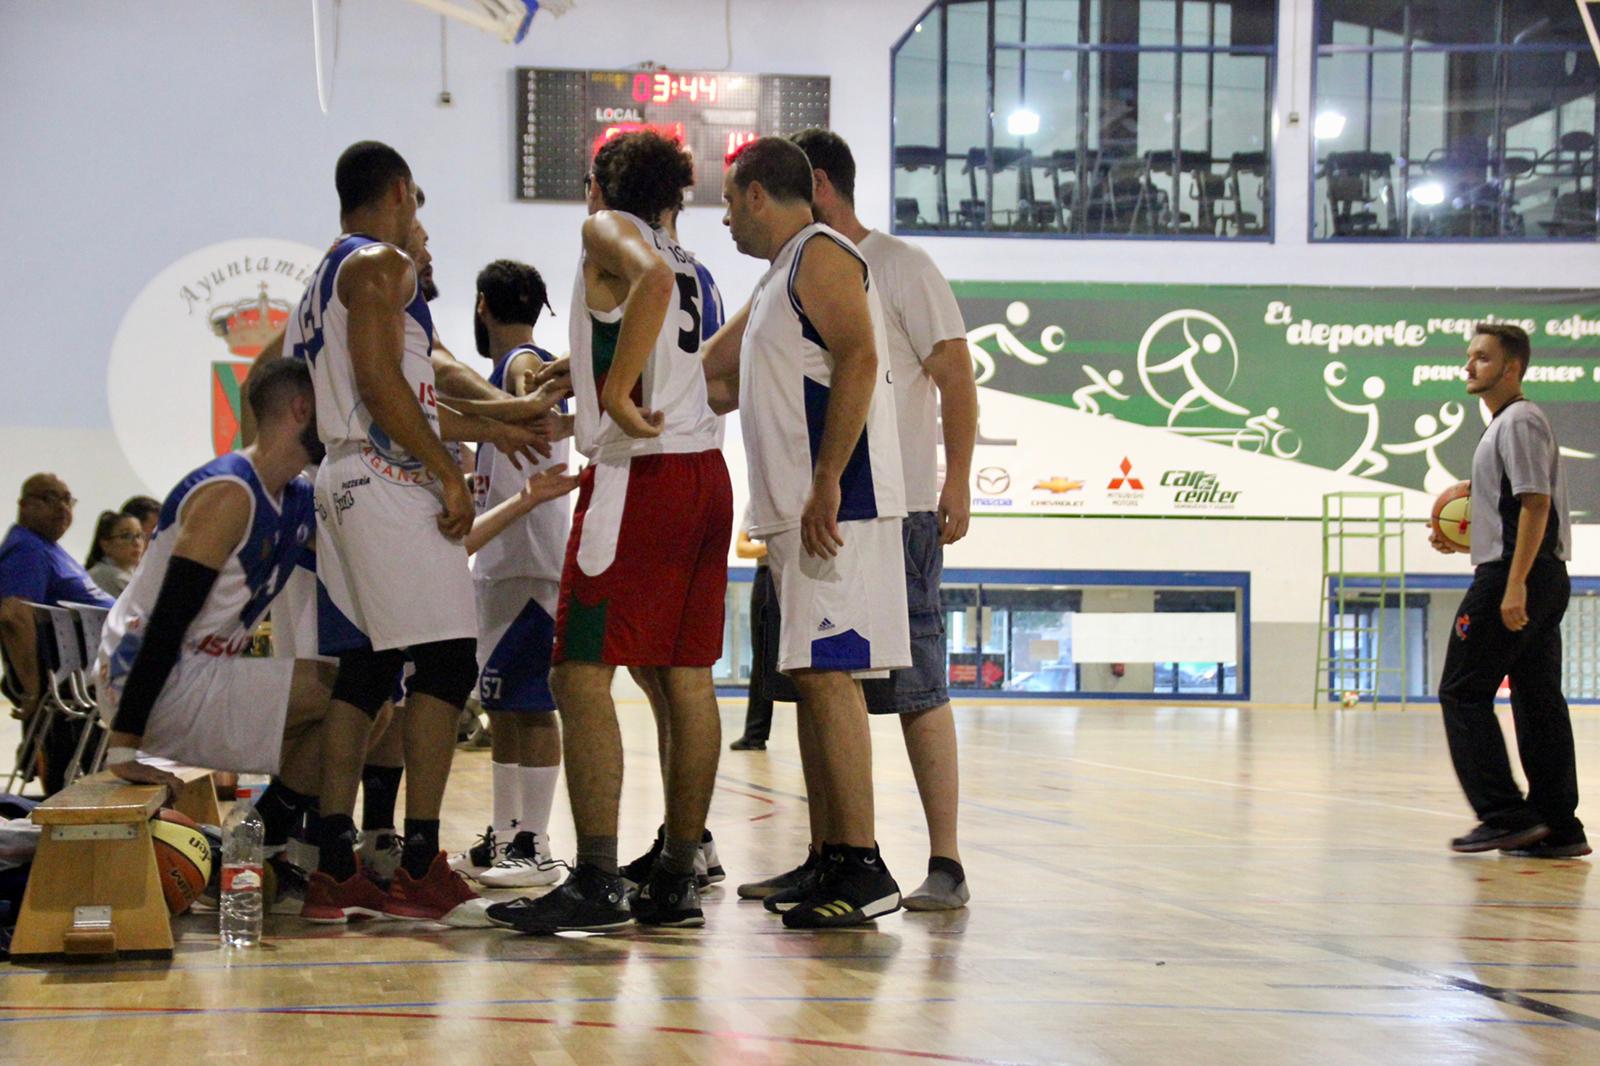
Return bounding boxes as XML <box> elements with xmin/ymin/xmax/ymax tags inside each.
<box><xmin>1313</xmin><ymin>111</ymin><xmax>1347</xmax><ymax>139</ymax></box>
<box><xmin>915</xmin><ymin>21</ymin><xmax>923</xmax><ymax>32</ymax></box>
<box><xmin>1006</xmin><ymin>108</ymin><xmax>1041</xmax><ymax>137</ymax></box>
<box><xmin>1410</xmin><ymin>182</ymin><xmax>1446</xmax><ymax>206</ymax></box>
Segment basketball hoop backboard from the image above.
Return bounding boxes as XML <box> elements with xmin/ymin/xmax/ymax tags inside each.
<box><xmin>404</xmin><ymin>0</ymin><xmax>572</xmax><ymax>44</ymax></box>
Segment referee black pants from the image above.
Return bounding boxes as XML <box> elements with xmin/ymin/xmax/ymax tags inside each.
<box><xmin>1438</xmin><ymin>557</ymin><xmax>1582</xmax><ymax>836</ymax></box>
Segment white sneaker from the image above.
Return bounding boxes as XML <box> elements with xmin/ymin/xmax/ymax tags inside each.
<box><xmin>697</xmin><ymin>831</ymin><xmax>725</xmax><ymax>886</ymax></box>
<box><xmin>476</xmin><ymin>831</ymin><xmax>564</xmax><ymax>888</ymax></box>
<box><xmin>359</xmin><ymin>829</ymin><xmax>403</xmax><ymax>884</ymax></box>
<box><xmin>448</xmin><ymin>826</ymin><xmax>502</xmax><ymax>878</ymax></box>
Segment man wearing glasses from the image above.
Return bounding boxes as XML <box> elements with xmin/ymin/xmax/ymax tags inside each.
<box><xmin>0</xmin><ymin>474</ymin><xmax>114</xmax><ymax>779</ymax></box>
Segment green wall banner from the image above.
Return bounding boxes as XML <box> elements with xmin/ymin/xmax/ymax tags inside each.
<box><xmin>953</xmin><ymin>283</ymin><xmax>1600</xmax><ymax>521</ymax></box>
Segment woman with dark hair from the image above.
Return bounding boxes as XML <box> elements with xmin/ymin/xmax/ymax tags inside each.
<box><xmin>85</xmin><ymin>510</ymin><xmax>146</xmax><ymax>598</ymax></box>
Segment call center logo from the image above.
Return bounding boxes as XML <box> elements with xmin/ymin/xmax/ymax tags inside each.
<box><xmin>108</xmin><ymin>238</ymin><xmax>322</xmax><ymax>495</ymax></box>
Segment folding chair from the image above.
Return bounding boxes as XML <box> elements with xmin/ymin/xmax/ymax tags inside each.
<box><xmin>4</xmin><ymin>604</ymin><xmax>95</xmax><ymax>794</ymax></box>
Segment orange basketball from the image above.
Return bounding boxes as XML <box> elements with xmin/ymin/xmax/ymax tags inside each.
<box><xmin>151</xmin><ymin>809</ymin><xmax>213</xmax><ymax>915</ymax></box>
<box><xmin>1431</xmin><ymin>480</ymin><xmax>1471</xmax><ymax>553</ymax></box>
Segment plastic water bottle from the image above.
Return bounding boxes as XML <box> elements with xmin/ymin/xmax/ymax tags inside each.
<box><xmin>220</xmin><ymin>796</ymin><xmax>265</xmax><ymax>948</ymax></box>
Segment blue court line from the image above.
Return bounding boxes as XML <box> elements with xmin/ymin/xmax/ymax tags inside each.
<box><xmin>0</xmin><ymin>994</ymin><xmax>1568</xmax><ymax>1029</ymax></box>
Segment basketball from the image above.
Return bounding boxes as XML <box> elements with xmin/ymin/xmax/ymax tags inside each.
<box><xmin>1431</xmin><ymin>480</ymin><xmax>1472</xmax><ymax>553</ymax></box>
<box><xmin>150</xmin><ymin>809</ymin><xmax>213</xmax><ymax>915</ymax></box>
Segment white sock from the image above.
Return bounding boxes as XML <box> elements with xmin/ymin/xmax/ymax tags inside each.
<box><xmin>519</xmin><ymin>764</ymin><xmax>559</xmax><ymax>841</ymax></box>
<box><xmin>492</xmin><ymin>761</ymin><xmax>522</xmax><ymax>844</ymax></box>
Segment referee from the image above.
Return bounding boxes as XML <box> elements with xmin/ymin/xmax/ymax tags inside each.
<box><xmin>1434</xmin><ymin>323</ymin><xmax>1586</xmax><ymax>858</ymax></box>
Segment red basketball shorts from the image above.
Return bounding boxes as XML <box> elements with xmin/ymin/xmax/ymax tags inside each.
<box><xmin>553</xmin><ymin>449</ymin><xmax>733</xmax><ymax>668</ymax></box>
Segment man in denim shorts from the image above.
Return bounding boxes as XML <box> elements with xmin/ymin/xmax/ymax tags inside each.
<box><xmin>739</xmin><ymin>130</ymin><xmax>980</xmax><ymax>911</ymax></box>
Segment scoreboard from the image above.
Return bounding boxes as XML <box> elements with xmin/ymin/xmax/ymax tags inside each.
<box><xmin>516</xmin><ymin>68</ymin><xmax>830</xmax><ymax>204</ymax></box>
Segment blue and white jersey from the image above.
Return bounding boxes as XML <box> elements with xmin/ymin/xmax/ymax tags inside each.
<box><xmin>284</xmin><ymin>233</ymin><xmax>442</xmax><ymax>486</ymax></box>
<box><xmin>738</xmin><ymin>223</ymin><xmax>905</xmax><ymax>538</ymax></box>
<box><xmin>472</xmin><ymin>344</ymin><xmax>572</xmax><ymax>582</ymax></box>
<box><xmin>97</xmin><ymin>454</ymin><xmax>316</xmax><ymax>681</ymax></box>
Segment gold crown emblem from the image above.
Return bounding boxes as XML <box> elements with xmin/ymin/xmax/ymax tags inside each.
<box><xmin>210</xmin><ymin>283</ymin><xmax>291</xmax><ymax>357</ymax></box>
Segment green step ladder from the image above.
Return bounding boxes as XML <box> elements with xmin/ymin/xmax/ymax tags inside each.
<box><xmin>1314</xmin><ymin>491</ymin><xmax>1409</xmax><ymax>710</ymax></box>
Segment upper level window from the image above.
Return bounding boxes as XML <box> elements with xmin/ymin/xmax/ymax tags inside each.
<box><xmin>1313</xmin><ymin>0</ymin><xmax>1600</xmax><ymax>240</ymax></box>
<box><xmin>891</xmin><ymin>0</ymin><xmax>1278</xmax><ymax>239</ymax></box>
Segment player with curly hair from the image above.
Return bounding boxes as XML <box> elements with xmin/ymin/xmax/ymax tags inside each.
<box><xmin>486</xmin><ymin>132</ymin><xmax>732</xmax><ymax>934</ymax></box>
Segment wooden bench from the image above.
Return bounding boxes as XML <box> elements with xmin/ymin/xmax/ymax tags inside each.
<box><xmin>9</xmin><ymin>768</ymin><xmax>220</xmax><ymax>960</ymax></box>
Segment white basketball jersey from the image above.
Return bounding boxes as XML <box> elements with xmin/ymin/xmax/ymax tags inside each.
<box><xmin>98</xmin><ymin>453</ymin><xmax>315</xmax><ymax>681</ymax></box>
<box><xmin>472</xmin><ymin>343</ymin><xmax>572</xmax><ymax>582</ymax></box>
<box><xmin>739</xmin><ymin>223</ymin><xmax>905</xmax><ymax>537</ymax></box>
<box><xmin>568</xmin><ymin>212</ymin><xmax>720</xmax><ymax>462</ymax></box>
<box><xmin>284</xmin><ymin>234</ymin><xmax>443</xmax><ymax>487</ymax></box>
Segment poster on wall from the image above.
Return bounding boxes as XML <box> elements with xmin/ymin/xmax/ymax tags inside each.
<box><xmin>954</xmin><ymin>283</ymin><xmax>1600</xmax><ymax>521</ymax></box>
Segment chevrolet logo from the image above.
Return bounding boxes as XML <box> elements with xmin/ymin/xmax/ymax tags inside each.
<box><xmin>1034</xmin><ymin>477</ymin><xmax>1083</xmax><ymax>494</ymax></box>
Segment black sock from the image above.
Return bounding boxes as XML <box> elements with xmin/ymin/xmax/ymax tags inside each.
<box><xmin>402</xmin><ymin>818</ymin><xmax>440</xmax><ymax>878</ymax></box>
<box><xmin>361</xmin><ymin>763</ymin><xmax>403</xmax><ymax>832</ymax></box>
<box><xmin>929</xmin><ymin>856</ymin><xmax>965</xmax><ymax>883</ymax></box>
<box><xmin>316</xmin><ymin>814</ymin><xmax>359</xmax><ymax>880</ymax></box>
<box><xmin>257</xmin><ymin>780</ymin><xmax>311</xmax><ymax>848</ymax></box>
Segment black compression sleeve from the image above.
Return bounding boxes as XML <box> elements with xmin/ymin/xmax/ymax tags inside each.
<box><xmin>110</xmin><ymin>556</ymin><xmax>220</xmax><ymax>737</ymax></box>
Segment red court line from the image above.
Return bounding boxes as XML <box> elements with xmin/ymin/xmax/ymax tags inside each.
<box><xmin>0</xmin><ymin>1004</ymin><xmax>1026</xmax><ymax>1065</ymax></box>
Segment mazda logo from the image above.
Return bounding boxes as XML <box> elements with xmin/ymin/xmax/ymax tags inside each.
<box><xmin>975</xmin><ymin>467</ymin><xmax>1011</xmax><ymax>494</ymax></box>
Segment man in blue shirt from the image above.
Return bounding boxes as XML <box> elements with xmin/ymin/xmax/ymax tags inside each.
<box><xmin>0</xmin><ymin>473</ymin><xmax>114</xmax><ymax>715</ymax></box>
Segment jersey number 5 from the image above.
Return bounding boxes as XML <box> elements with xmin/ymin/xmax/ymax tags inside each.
<box><xmin>674</xmin><ymin>274</ymin><xmax>701</xmax><ymax>355</ymax></box>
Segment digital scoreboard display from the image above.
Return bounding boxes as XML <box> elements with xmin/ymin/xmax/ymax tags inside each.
<box><xmin>515</xmin><ymin>68</ymin><xmax>830</xmax><ymax>204</ymax></box>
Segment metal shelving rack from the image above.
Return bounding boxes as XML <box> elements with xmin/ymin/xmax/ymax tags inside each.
<box><xmin>1314</xmin><ymin>491</ymin><xmax>1409</xmax><ymax>710</ymax></box>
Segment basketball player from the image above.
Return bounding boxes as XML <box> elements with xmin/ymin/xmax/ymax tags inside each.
<box><xmin>282</xmin><ymin>141</ymin><xmax>562</xmax><ymax>925</ymax></box>
<box><xmin>450</xmin><ymin>258</ymin><xmax>572</xmax><ymax>889</ymax></box>
<box><xmin>619</xmin><ymin>197</ymin><xmax>728</xmax><ymax>892</ymax></box>
<box><xmin>743</xmin><ymin>129</ymin><xmax>975</xmax><ymax>910</ymax></box>
<box><xmin>703</xmin><ymin>136</ymin><xmax>908</xmax><ymax>928</ymax></box>
<box><xmin>97</xmin><ymin>359</ymin><xmax>323</xmax><ymax>802</ymax></box>
<box><xmin>1433</xmin><ymin>324</ymin><xmax>1586</xmax><ymax>858</ymax></box>
<box><xmin>486</xmin><ymin>132</ymin><xmax>732</xmax><ymax>934</ymax></box>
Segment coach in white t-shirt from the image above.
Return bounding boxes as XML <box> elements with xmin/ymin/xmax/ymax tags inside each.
<box><xmin>789</xmin><ymin>129</ymin><xmax>979</xmax><ymax>911</ymax></box>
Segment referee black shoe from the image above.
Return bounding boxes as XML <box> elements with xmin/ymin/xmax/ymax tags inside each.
<box><xmin>484</xmin><ymin>864</ymin><xmax>630</xmax><ymax>934</ymax></box>
<box><xmin>1450</xmin><ymin>821</ymin><xmax>1550</xmax><ymax>853</ymax></box>
<box><xmin>1503</xmin><ymin>830</ymin><xmax>1592</xmax><ymax>858</ymax></box>
<box><xmin>781</xmin><ymin>845</ymin><xmax>901</xmax><ymax>930</ymax></box>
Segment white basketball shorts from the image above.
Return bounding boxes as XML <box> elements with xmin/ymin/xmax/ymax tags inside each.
<box><xmin>765</xmin><ymin>516</ymin><xmax>911</xmax><ymax>676</ymax></box>
<box><xmin>314</xmin><ymin>448</ymin><xmax>476</xmax><ymax>654</ymax></box>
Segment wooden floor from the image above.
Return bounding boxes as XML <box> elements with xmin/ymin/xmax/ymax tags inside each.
<box><xmin>5</xmin><ymin>700</ymin><xmax>1600</xmax><ymax>1064</ymax></box>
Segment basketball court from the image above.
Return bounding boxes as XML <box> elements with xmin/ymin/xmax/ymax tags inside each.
<box><xmin>6</xmin><ymin>1</ymin><xmax>1600</xmax><ymax>1062</ymax></box>
<box><xmin>3</xmin><ymin>702</ymin><xmax>1598</xmax><ymax>1062</ymax></box>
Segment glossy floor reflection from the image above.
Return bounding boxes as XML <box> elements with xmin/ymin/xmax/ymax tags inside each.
<box><xmin>4</xmin><ymin>701</ymin><xmax>1599</xmax><ymax>1064</ymax></box>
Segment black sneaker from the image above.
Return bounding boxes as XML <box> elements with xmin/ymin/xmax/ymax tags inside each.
<box><xmin>484</xmin><ymin>864</ymin><xmax>631</xmax><ymax>934</ymax></box>
<box><xmin>1503</xmin><ymin>831</ymin><xmax>1592</xmax><ymax>858</ymax></box>
<box><xmin>1451</xmin><ymin>821</ymin><xmax>1550</xmax><ymax>853</ymax></box>
<box><xmin>630</xmin><ymin>868</ymin><xmax>704</xmax><ymax>928</ymax></box>
<box><xmin>729</xmin><ymin>737</ymin><xmax>766</xmax><ymax>751</ymax></box>
<box><xmin>782</xmin><ymin>845</ymin><xmax>901</xmax><ymax>929</ymax></box>
<box><xmin>620</xmin><ymin>826</ymin><xmax>664</xmax><ymax>891</ymax></box>
<box><xmin>739</xmin><ymin>851</ymin><xmax>819</xmax><ymax>901</ymax></box>
<box><xmin>762</xmin><ymin>853</ymin><xmax>826</xmax><ymax>913</ymax></box>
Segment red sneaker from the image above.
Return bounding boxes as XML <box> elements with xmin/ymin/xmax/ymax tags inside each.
<box><xmin>301</xmin><ymin>867</ymin><xmax>391</xmax><ymax>923</ymax></box>
<box><xmin>385</xmin><ymin>851</ymin><xmax>492</xmax><ymax>926</ymax></box>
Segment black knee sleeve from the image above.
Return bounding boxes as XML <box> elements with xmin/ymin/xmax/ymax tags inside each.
<box><xmin>405</xmin><ymin>637</ymin><xmax>478</xmax><ymax>709</ymax></box>
<box><xmin>331</xmin><ymin>647</ymin><xmax>408</xmax><ymax>717</ymax></box>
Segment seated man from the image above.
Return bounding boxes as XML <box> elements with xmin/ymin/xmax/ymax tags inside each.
<box><xmin>0</xmin><ymin>473</ymin><xmax>114</xmax><ymax>713</ymax></box>
<box><xmin>95</xmin><ymin>359</ymin><xmax>327</xmax><ymax>820</ymax></box>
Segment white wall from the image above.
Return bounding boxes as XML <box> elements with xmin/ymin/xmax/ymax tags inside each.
<box><xmin>3</xmin><ymin>1</ymin><xmax>1596</xmax><ymax>700</ymax></box>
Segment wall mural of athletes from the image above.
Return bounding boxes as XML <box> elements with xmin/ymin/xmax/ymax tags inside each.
<box><xmin>954</xmin><ymin>283</ymin><xmax>1600</xmax><ymax>521</ymax></box>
